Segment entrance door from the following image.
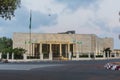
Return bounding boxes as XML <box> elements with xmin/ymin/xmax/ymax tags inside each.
<box><xmin>42</xmin><ymin>44</ymin><xmax>49</xmax><ymax>59</ymax></box>
<box><xmin>62</xmin><ymin>44</ymin><xmax>67</xmax><ymax>57</ymax></box>
<box><xmin>52</xmin><ymin>44</ymin><xmax>60</xmax><ymax>58</ymax></box>
<box><xmin>61</xmin><ymin>44</ymin><xmax>74</xmax><ymax>58</ymax></box>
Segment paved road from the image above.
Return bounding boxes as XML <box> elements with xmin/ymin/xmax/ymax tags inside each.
<box><xmin>0</xmin><ymin>59</ymin><xmax>120</xmax><ymax>80</ymax></box>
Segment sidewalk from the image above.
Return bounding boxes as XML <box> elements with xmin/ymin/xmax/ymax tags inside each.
<box><xmin>0</xmin><ymin>63</ymin><xmax>62</xmax><ymax>70</ymax></box>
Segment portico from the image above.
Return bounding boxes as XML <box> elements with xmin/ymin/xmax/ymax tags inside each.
<box><xmin>32</xmin><ymin>41</ymin><xmax>74</xmax><ymax>60</ymax></box>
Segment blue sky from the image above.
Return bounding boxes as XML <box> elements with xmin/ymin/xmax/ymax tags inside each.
<box><xmin>0</xmin><ymin>0</ymin><xmax>120</xmax><ymax>49</ymax></box>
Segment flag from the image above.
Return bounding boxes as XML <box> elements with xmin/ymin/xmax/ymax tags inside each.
<box><xmin>29</xmin><ymin>10</ymin><xmax>32</xmax><ymax>29</ymax></box>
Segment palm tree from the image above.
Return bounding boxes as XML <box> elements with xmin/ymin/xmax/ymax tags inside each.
<box><xmin>103</xmin><ymin>47</ymin><xmax>112</xmax><ymax>57</ymax></box>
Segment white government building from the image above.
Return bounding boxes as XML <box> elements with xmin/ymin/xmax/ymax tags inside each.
<box><xmin>12</xmin><ymin>31</ymin><xmax>114</xmax><ymax>60</ymax></box>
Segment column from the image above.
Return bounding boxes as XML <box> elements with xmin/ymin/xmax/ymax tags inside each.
<box><xmin>67</xmin><ymin>43</ymin><xmax>70</xmax><ymax>58</ymax></box>
<box><xmin>7</xmin><ymin>53</ymin><xmax>9</xmax><ymax>60</ymax></box>
<box><xmin>60</xmin><ymin>44</ymin><xmax>62</xmax><ymax>57</ymax></box>
<box><xmin>88</xmin><ymin>52</ymin><xmax>91</xmax><ymax>58</ymax></box>
<box><xmin>40</xmin><ymin>53</ymin><xmax>43</xmax><ymax>60</ymax></box>
<box><xmin>40</xmin><ymin>43</ymin><xmax>43</xmax><ymax>60</ymax></box>
<box><xmin>32</xmin><ymin>43</ymin><xmax>35</xmax><ymax>56</ymax></box>
<box><xmin>94</xmin><ymin>52</ymin><xmax>96</xmax><ymax>59</ymax></box>
<box><xmin>69</xmin><ymin>51</ymin><xmax>72</xmax><ymax>60</ymax></box>
<box><xmin>23</xmin><ymin>54</ymin><xmax>27</xmax><ymax>60</ymax></box>
<box><xmin>65</xmin><ymin>44</ymin><xmax>68</xmax><ymax>57</ymax></box>
<box><xmin>103</xmin><ymin>52</ymin><xmax>105</xmax><ymax>59</ymax></box>
<box><xmin>12</xmin><ymin>53</ymin><xmax>14</xmax><ymax>60</ymax></box>
<box><xmin>76</xmin><ymin>52</ymin><xmax>79</xmax><ymax>60</ymax></box>
<box><xmin>114</xmin><ymin>53</ymin><xmax>117</xmax><ymax>58</ymax></box>
<box><xmin>49</xmin><ymin>44</ymin><xmax>52</xmax><ymax>60</ymax></box>
<box><xmin>68</xmin><ymin>44</ymin><xmax>70</xmax><ymax>53</ymax></box>
<box><xmin>0</xmin><ymin>53</ymin><xmax>2</xmax><ymax>59</ymax></box>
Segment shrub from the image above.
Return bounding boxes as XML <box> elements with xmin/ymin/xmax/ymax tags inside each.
<box><xmin>96</xmin><ymin>55</ymin><xmax>103</xmax><ymax>57</ymax></box>
<box><xmin>79</xmin><ymin>55</ymin><xmax>88</xmax><ymax>58</ymax></box>
<box><xmin>13</xmin><ymin>48</ymin><xmax>27</xmax><ymax>59</ymax></box>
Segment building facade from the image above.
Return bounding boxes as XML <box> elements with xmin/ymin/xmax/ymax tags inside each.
<box><xmin>13</xmin><ymin>32</ymin><xmax>114</xmax><ymax>59</ymax></box>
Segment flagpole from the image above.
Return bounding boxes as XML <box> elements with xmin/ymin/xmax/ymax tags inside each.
<box><xmin>29</xmin><ymin>10</ymin><xmax>32</xmax><ymax>57</ymax></box>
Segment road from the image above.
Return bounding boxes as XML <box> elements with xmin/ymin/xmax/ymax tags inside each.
<box><xmin>0</xmin><ymin>59</ymin><xmax>120</xmax><ymax>80</ymax></box>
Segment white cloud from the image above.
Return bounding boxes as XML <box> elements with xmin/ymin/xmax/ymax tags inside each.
<box><xmin>0</xmin><ymin>27</ymin><xmax>7</xmax><ymax>37</ymax></box>
<box><xmin>96</xmin><ymin>0</ymin><xmax>120</xmax><ymax>28</ymax></box>
<box><xmin>23</xmin><ymin>0</ymin><xmax>120</xmax><ymax>48</ymax></box>
<box><xmin>21</xmin><ymin>0</ymin><xmax>120</xmax><ymax>35</ymax></box>
<box><xmin>0</xmin><ymin>0</ymin><xmax>120</xmax><ymax>49</ymax></box>
<box><xmin>33</xmin><ymin>8</ymin><xmax>100</xmax><ymax>35</ymax></box>
<box><xmin>32</xmin><ymin>2</ymin><xmax>102</xmax><ymax>34</ymax></box>
<box><xmin>22</xmin><ymin>0</ymin><xmax>65</xmax><ymax>15</ymax></box>
<box><xmin>0</xmin><ymin>27</ymin><xmax>3</xmax><ymax>32</ymax></box>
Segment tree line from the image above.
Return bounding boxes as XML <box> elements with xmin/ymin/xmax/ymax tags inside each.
<box><xmin>0</xmin><ymin>37</ymin><xmax>26</xmax><ymax>59</ymax></box>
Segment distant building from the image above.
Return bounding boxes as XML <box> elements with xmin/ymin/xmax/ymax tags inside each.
<box><xmin>13</xmin><ymin>31</ymin><xmax>114</xmax><ymax>60</ymax></box>
<box><xmin>114</xmin><ymin>49</ymin><xmax>120</xmax><ymax>54</ymax></box>
<box><xmin>58</xmin><ymin>30</ymin><xmax>75</xmax><ymax>34</ymax></box>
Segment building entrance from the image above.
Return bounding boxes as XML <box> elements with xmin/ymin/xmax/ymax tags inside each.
<box><xmin>52</xmin><ymin>44</ymin><xmax>60</xmax><ymax>58</ymax></box>
<box><xmin>62</xmin><ymin>44</ymin><xmax>67</xmax><ymax>57</ymax></box>
<box><xmin>42</xmin><ymin>44</ymin><xmax>49</xmax><ymax>59</ymax></box>
<box><xmin>32</xmin><ymin>43</ymin><xmax>74</xmax><ymax>60</ymax></box>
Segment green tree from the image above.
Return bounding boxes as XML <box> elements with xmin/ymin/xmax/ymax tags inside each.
<box><xmin>0</xmin><ymin>0</ymin><xmax>21</xmax><ymax>20</ymax></box>
<box><xmin>13</xmin><ymin>48</ymin><xmax>26</xmax><ymax>54</ymax></box>
<box><xmin>0</xmin><ymin>37</ymin><xmax>12</xmax><ymax>53</ymax></box>
<box><xmin>0</xmin><ymin>37</ymin><xmax>27</xmax><ymax>59</ymax></box>
<box><xmin>0</xmin><ymin>37</ymin><xmax>13</xmax><ymax>59</ymax></box>
<box><xmin>13</xmin><ymin>48</ymin><xmax>27</xmax><ymax>59</ymax></box>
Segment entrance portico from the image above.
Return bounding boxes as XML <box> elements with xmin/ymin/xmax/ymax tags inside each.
<box><xmin>32</xmin><ymin>41</ymin><xmax>74</xmax><ymax>60</ymax></box>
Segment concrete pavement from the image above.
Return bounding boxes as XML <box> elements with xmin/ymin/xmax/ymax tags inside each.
<box><xmin>0</xmin><ymin>59</ymin><xmax>120</xmax><ymax>80</ymax></box>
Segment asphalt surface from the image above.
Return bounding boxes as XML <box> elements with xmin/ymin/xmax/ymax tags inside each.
<box><xmin>0</xmin><ymin>59</ymin><xmax>120</xmax><ymax>80</ymax></box>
